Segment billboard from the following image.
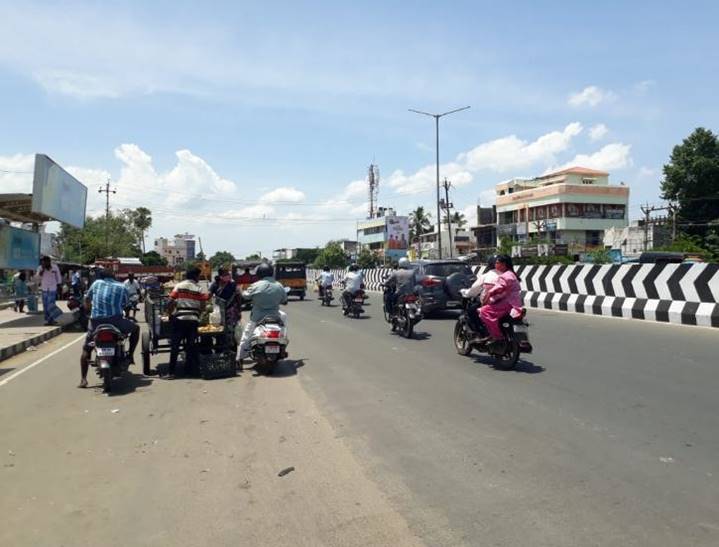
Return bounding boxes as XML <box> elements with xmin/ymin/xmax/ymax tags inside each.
<box><xmin>0</xmin><ymin>225</ymin><xmax>41</xmax><ymax>269</ymax></box>
<box><xmin>385</xmin><ymin>216</ymin><xmax>409</xmax><ymax>251</ymax></box>
<box><xmin>32</xmin><ymin>154</ymin><xmax>88</xmax><ymax>228</ymax></box>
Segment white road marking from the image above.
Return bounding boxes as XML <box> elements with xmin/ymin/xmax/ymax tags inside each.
<box><xmin>0</xmin><ymin>334</ymin><xmax>85</xmax><ymax>388</ymax></box>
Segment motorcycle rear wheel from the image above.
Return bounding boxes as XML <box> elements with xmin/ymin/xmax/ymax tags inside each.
<box><xmin>493</xmin><ymin>338</ymin><xmax>520</xmax><ymax>370</ymax></box>
<box><xmin>402</xmin><ymin>317</ymin><xmax>414</xmax><ymax>339</ymax></box>
<box><xmin>102</xmin><ymin>367</ymin><xmax>112</xmax><ymax>393</ymax></box>
<box><xmin>453</xmin><ymin>321</ymin><xmax>473</xmax><ymax>356</ymax></box>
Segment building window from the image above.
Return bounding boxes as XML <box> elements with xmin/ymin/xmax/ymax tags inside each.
<box><xmin>582</xmin><ymin>178</ymin><xmax>594</xmax><ymax>185</ymax></box>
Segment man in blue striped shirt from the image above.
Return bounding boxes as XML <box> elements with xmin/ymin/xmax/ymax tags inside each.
<box><xmin>78</xmin><ymin>268</ymin><xmax>140</xmax><ymax>388</ymax></box>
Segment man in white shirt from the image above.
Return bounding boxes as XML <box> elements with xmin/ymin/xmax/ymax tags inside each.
<box><xmin>36</xmin><ymin>256</ymin><xmax>62</xmax><ymax>325</ymax></box>
<box><xmin>123</xmin><ymin>272</ymin><xmax>141</xmax><ymax>319</ymax></box>
<box><xmin>315</xmin><ymin>266</ymin><xmax>335</xmax><ymax>299</ymax></box>
<box><xmin>341</xmin><ymin>264</ymin><xmax>363</xmax><ymax>313</ymax></box>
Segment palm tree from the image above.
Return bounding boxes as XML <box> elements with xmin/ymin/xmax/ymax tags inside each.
<box><xmin>409</xmin><ymin>206</ymin><xmax>432</xmax><ymax>242</ymax></box>
<box><xmin>449</xmin><ymin>211</ymin><xmax>467</xmax><ymax>230</ymax></box>
<box><xmin>131</xmin><ymin>207</ymin><xmax>152</xmax><ymax>254</ymax></box>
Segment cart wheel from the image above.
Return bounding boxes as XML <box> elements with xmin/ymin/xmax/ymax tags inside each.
<box><xmin>141</xmin><ymin>331</ymin><xmax>151</xmax><ymax>375</ymax></box>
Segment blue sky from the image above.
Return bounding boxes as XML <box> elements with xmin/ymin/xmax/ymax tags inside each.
<box><xmin>1</xmin><ymin>0</ymin><xmax>717</xmax><ymax>257</ymax></box>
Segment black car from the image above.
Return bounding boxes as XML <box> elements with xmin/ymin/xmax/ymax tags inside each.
<box><xmin>411</xmin><ymin>260</ymin><xmax>475</xmax><ymax>315</ymax></box>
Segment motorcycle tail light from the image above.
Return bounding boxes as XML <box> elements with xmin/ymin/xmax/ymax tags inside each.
<box><xmin>265</xmin><ymin>330</ymin><xmax>281</xmax><ymax>339</ymax></box>
<box><xmin>404</xmin><ymin>295</ymin><xmax>418</xmax><ymax>303</ymax></box>
<box><xmin>420</xmin><ymin>277</ymin><xmax>441</xmax><ymax>288</ymax></box>
<box><xmin>95</xmin><ymin>330</ymin><xmax>116</xmax><ymax>343</ymax></box>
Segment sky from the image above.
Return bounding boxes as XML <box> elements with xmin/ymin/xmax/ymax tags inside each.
<box><xmin>1</xmin><ymin>0</ymin><xmax>718</xmax><ymax>258</ymax></box>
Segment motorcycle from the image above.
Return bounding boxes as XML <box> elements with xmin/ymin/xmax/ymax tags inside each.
<box><xmin>453</xmin><ymin>295</ymin><xmax>533</xmax><ymax>370</ymax></box>
<box><xmin>244</xmin><ymin>314</ymin><xmax>289</xmax><ymax>375</ymax></box>
<box><xmin>383</xmin><ymin>287</ymin><xmax>423</xmax><ymax>338</ymax></box>
<box><xmin>90</xmin><ymin>324</ymin><xmax>132</xmax><ymax>393</ymax></box>
<box><xmin>319</xmin><ymin>285</ymin><xmax>334</xmax><ymax>307</ymax></box>
<box><xmin>124</xmin><ymin>293</ymin><xmax>140</xmax><ymax>320</ymax></box>
<box><xmin>342</xmin><ymin>289</ymin><xmax>365</xmax><ymax>318</ymax></box>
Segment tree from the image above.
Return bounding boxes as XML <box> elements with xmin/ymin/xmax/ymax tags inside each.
<box><xmin>141</xmin><ymin>250</ymin><xmax>167</xmax><ymax>266</ymax></box>
<box><xmin>313</xmin><ymin>241</ymin><xmax>349</xmax><ymax>269</ymax></box>
<box><xmin>196</xmin><ymin>251</ymin><xmax>207</xmax><ymax>261</ymax></box>
<box><xmin>356</xmin><ymin>248</ymin><xmax>377</xmax><ymax>269</ymax></box>
<box><xmin>294</xmin><ymin>248</ymin><xmax>320</xmax><ymax>264</ymax></box>
<box><xmin>661</xmin><ymin>127</ymin><xmax>719</xmax><ymax>237</ymax></box>
<box><xmin>57</xmin><ymin>210</ymin><xmax>142</xmax><ymax>263</ymax></box>
<box><xmin>245</xmin><ymin>253</ymin><xmax>261</xmax><ymax>261</ymax></box>
<box><xmin>409</xmin><ymin>206</ymin><xmax>432</xmax><ymax>243</ymax></box>
<box><xmin>449</xmin><ymin>211</ymin><xmax>467</xmax><ymax>229</ymax></box>
<box><xmin>209</xmin><ymin>251</ymin><xmax>235</xmax><ymax>269</ymax></box>
<box><xmin>128</xmin><ymin>207</ymin><xmax>152</xmax><ymax>254</ymax></box>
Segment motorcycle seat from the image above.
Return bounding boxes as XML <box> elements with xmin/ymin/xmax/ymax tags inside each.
<box><xmin>257</xmin><ymin>315</ymin><xmax>284</xmax><ymax>327</ymax></box>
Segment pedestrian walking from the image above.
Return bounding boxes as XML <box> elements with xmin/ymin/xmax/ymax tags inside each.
<box><xmin>36</xmin><ymin>256</ymin><xmax>62</xmax><ymax>325</ymax></box>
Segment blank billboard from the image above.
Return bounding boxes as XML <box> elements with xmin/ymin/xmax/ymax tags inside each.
<box><xmin>31</xmin><ymin>154</ymin><xmax>87</xmax><ymax>228</ymax></box>
<box><xmin>0</xmin><ymin>225</ymin><xmax>40</xmax><ymax>269</ymax></box>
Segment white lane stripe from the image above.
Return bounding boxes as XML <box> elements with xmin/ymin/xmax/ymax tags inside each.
<box><xmin>0</xmin><ymin>334</ymin><xmax>85</xmax><ymax>388</ymax></box>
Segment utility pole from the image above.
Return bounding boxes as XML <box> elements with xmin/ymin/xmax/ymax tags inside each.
<box><xmin>640</xmin><ymin>203</ymin><xmax>672</xmax><ymax>251</ymax></box>
<box><xmin>670</xmin><ymin>202</ymin><xmax>678</xmax><ymax>243</ymax></box>
<box><xmin>409</xmin><ymin>106</ymin><xmax>470</xmax><ymax>260</ymax></box>
<box><xmin>98</xmin><ymin>178</ymin><xmax>116</xmax><ymax>258</ymax></box>
<box><xmin>441</xmin><ymin>178</ymin><xmax>454</xmax><ymax>258</ymax></box>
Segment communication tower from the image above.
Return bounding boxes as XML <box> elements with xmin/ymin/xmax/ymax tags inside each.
<box><xmin>368</xmin><ymin>164</ymin><xmax>380</xmax><ymax>218</ymax></box>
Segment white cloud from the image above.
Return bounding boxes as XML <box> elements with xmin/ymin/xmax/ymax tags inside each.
<box><xmin>388</xmin><ymin>162</ymin><xmax>473</xmax><ymax>195</ymax></box>
<box><xmin>478</xmin><ymin>188</ymin><xmax>497</xmax><ymax>207</ymax></box>
<box><xmin>259</xmin><ymin>187</ymin><xmax>306</xmax><ymax>204</ymax></box>
<box><xmin>568</xmin><ymin>86</ymin><xmax>616</xmax><ymax>108</ymax></box>
<box><xmin>33</xmin><ymin>69</ymin><xmax>122</xmax><ymax>99</ymax></box>
<box><xmin>589</xmin><ymin>123</ymin><xmax>609</xmax><ymax>141</ymax></box>
<box><xmin>0</xmin><ymin>153</ymin><xmax>35</xmax><ymax>193</ymax></box>
<box><xmin>461</xmin><ymin>122</ymin><xmax>583</xmax><ymax>173</ymax></box>
<box><xmin>557</xmin><ymin>143</ymin><xmax>633</xmax><ymax>172</ymax></box>
<box><xmin>633</xmin><ymin>80</ymin><xmax>655</xmax><ymax>96</ymax></box>
<box><xmin>638</xmin><ymin>166</ymin><xmax>657</xmax><ymax>178</ymax></box>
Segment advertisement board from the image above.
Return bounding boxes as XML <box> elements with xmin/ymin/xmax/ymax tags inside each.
<box><xmin>31</xmin><ymin>154</ymin><xmax>88</xmax><ymax>228</ymax></box>
<box><xmin>0</xmin><ymin>225</ymin><xmax>41</xmax><ymax>269</ymax></box>
<box><xmin>385</xmin><ymin>216</ymin><xmax>409</xmax><ymax>251</ymax></box>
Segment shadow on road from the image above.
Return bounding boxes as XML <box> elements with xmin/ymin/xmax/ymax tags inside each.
<box><xmin>471</xmin><ymin>356</ymin><xmax>545</xmax><ymax>374</ymax></box>
<box><xmin>0</xmin><ymin>368</ymin><xmax>15</xmax><ymax>378</ymax></box>
<box><xmin>424</xmin><ymin>310</ymin><xmax>461</xmax><ymax>321</ymax></box>
<box><xmin>91</xmin><ymin>372</ymin><xmax>153</xmax><ymax>396</ymax></box>
<box><xmin>262</xmin><ymin>358</ymin><xmax>306</xmax><ymax>378</ymax></box>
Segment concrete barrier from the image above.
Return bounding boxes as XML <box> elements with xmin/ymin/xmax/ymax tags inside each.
<box><xmin>308</xmin><ymin>263</ymin><xmax>719</xmax><ymax>328</ymax></box>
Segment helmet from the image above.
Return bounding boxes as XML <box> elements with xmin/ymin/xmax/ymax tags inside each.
<box><xmin>398</xmin><ymin>257</ymin><xmax>410</xmax><ymax>269</ymax></box>
<box><xmin>486</xmin><ymin>254</ymin><xmax>498</xmax><ymax>270</ymax></box>
<box><xmin>256</xmin><ymin>263</ymin><xmax>274</xmax><ymax>279</ymax></box>
<box><xmin>349</xmin><ymin>263</ymin><xmax>358</xmax><ymax>272</ymax></box>
<box><xmin>323</xmin><ymin>265</ymin><xmax>330</xmax><ymax>272</ymax></box>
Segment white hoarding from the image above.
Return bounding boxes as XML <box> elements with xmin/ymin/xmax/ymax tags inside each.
<box><xmin>31</xmin><ymin>154</ymin><xmax>88</xmax><ymax>228</ymax></box>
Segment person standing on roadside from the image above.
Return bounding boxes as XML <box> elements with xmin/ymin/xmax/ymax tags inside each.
<box><xmin>13</xmin><ymin>272</ymin><xmax>28</xmax><ymax>313</ymax></box>
<box><xmin>36</xmin><ymin>256</ymin><xmax>61</xmax><ymax>325</ymax></box>
<box><xmin>166</xmin><ymin>267</ymin><xmax>209</xmax><ymax>379</ymax></box>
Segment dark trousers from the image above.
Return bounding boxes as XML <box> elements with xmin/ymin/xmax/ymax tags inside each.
<box><xmin>169</xmin><ymin>319</ymin><xmax>199</xmax><ymax>375</ymax></box>
<box><xmin>467</xmin><ymin>302</ymin><xmax>486</xmax><ymax>334</ymax></box>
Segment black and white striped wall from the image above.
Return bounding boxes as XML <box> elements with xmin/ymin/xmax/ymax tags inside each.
<box><xmin>307</xmin><ymin>263</ymin><xmax>719</xmax><ymax>328</ymax></box>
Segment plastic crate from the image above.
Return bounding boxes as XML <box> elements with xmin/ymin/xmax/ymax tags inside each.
<box><xmin>198</xmin><ymin>351</ymin><xmax>237</xmax><ymax>380</ymax></box>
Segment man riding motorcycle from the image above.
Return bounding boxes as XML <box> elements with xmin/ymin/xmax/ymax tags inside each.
<box><xmin>236</xmin><ymin>263</ymin><xmax>288</xmax><ymax>364</ymax></box>
<box><xmin>123</xmin><ymin>272</ymin><xmax>141</xmax><ymax>319</ymax></box>
<box><xmin>383</xmin><ymin>257</ymin><xmax>417</xmax><ymax>314</ymax></box>
<box><xmin>341</xmin><ymin>263</ymin><xmax>363</xmax><ymax>313</ymax></box>
<box><xmin>315</xmin><ymin>266</ymin><xmax>335</xmax><ymax>299</ymax></box>
<box><xmin>79</xmin><ymin>267</ymin><xmax>140</xmax><ymax>388</ymax></box>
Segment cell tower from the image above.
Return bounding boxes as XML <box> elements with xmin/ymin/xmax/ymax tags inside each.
<box><xmin>368</xmin><ymin>163</ymin><xmax>380</xmax><ymax>218</ymax></box>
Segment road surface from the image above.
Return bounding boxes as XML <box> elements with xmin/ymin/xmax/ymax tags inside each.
<box><xmin>1</xmin><ymin>294</ymin><xmax>717</xmax><ymax>546</ymax></box>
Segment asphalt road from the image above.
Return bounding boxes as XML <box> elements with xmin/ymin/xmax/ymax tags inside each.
<box><xmin>1</xmin><ymin>294</ymin><xmax>718</xmax><ymax>546</ymax></box>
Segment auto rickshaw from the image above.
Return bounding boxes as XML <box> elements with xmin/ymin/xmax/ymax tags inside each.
<box><xmin>274</xmin><ymin>261</ymin><xmax>307</xmax><ymax>300</ymax></box>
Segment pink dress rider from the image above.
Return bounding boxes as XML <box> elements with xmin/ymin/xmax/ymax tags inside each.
<box><xmin>479</xmin><ymin>257</ymin><xmax>522</xmax><ymax>341</ymax></box>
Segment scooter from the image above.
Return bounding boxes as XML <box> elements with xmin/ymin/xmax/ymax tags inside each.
<box><xmin>342</xmin><ymin>289</ymin><xmax>365</xmax><ymax>318</ymax></box>
<box><xmin>453</xmin><ymin>294</ymin><xmax>532</xmax><ymax>370</ymax></box>
<box><xmin>240</xmin><ymin>286</ymin><xmax>291</xmax><ymax>375</ymax></box>
<box><xmin>90</xmin><ymin>324</ymin><xmax>132</xmax><ymax>393</ymax></box>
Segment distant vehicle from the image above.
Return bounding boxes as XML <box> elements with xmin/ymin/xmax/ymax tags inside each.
<box><xmin>638</xmin><ymin>252</ymin><xmax>685</xmax><ymax>264</ymax></box>
<box><xmin>275</xmin><ymin>262</ymin><xmax>307</xmax><ymax>300</ymax></box>
<box><xmin>410</xmin><ymin>260</ymin><xmax>475</xmax><ymax>315</ymax></box>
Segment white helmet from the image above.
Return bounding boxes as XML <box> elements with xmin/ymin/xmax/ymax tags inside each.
<box><xmin>398</xmin><ymin>257</ymin><xmax>410</xmax><ymax>269</ymax></box>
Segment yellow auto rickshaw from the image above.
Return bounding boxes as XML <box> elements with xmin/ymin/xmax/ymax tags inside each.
<box><xmin>274</xmin><ymin>261</ymin><xmax>307</xmax><ymax>300</ymax></box>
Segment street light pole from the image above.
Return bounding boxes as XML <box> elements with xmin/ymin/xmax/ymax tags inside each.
<box><xmin>409</xmin><ymin>106</ymin><xmax>470</xmax><ymax>259</ymax></box>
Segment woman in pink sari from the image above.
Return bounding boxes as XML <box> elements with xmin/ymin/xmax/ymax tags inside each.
<box><xmin>479</xmin><ymin>255</ymin><xmax>522</xmax><ymax>341</ymax></box>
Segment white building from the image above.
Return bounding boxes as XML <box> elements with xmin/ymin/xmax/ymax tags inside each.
<box><xmin>604</xmin><ymin>221</ymin><xmax>671</xmax><ymax>257</ymax></box>
<box><xmin>417</xmin><ymin>226</ymin><xmax>473</xmax><ymax>259</ymax></box>
<box><xmin>154</xmin><ymin>233</ymin><xmax>197</xmax><ymax>266</ymax></box>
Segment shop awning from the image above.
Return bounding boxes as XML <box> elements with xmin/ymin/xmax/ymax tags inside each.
<box><xmin>0</xmin><ymin>194</ymin><xmax>54</xmax><ymax>224</ymax></box>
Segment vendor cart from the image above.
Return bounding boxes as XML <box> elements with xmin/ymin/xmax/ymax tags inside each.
<box><xmin>141</xmin><ymin>290</ymin><xmax>237</xmax><ymax>379</ymax></box>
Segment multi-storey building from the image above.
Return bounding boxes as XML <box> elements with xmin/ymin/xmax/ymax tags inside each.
<box><xmin>154</xmin><ymin>233</ymin><xmax>197</xmax><ymax>266</ymax></box>
<box><xmin>495</xmin><ymin>166</ymin><xmax>629</xmax><ymax>251</ymax></box>
<box><xmin>356</xmin><ymin>208</ymin><xmax>409</xmax><ymax>261</ymax></box>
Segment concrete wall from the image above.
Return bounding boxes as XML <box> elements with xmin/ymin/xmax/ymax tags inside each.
<box><xmin>308</xmin><ymin>263</ymin><xmax>719</xmax><ymax>328</ymax></box>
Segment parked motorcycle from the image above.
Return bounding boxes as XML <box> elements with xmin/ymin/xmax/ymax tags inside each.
<box><xmin>453</xmin><ymin>295</ymin><xmax>532</xmax><ymax>369</ymax></box>
<box><xmin>342</xmin><ymin>289</ymin><xmax>365</xmax><ymax>318</ymax></box>
<box><xmin>90</xmin><ymin>324</ymin><xmax>132</xmax><ymax>393</ymax></box>
<box><xmin>383</xmin><ymin>287</ymin><xmax>423</xmax><ymax>338</ymax></box>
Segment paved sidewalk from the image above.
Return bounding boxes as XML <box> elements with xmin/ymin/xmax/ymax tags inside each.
<box><xmin>0</xmin><ymin>302</ymin><xmax>79</xmax><ymax>362</ymax></box>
